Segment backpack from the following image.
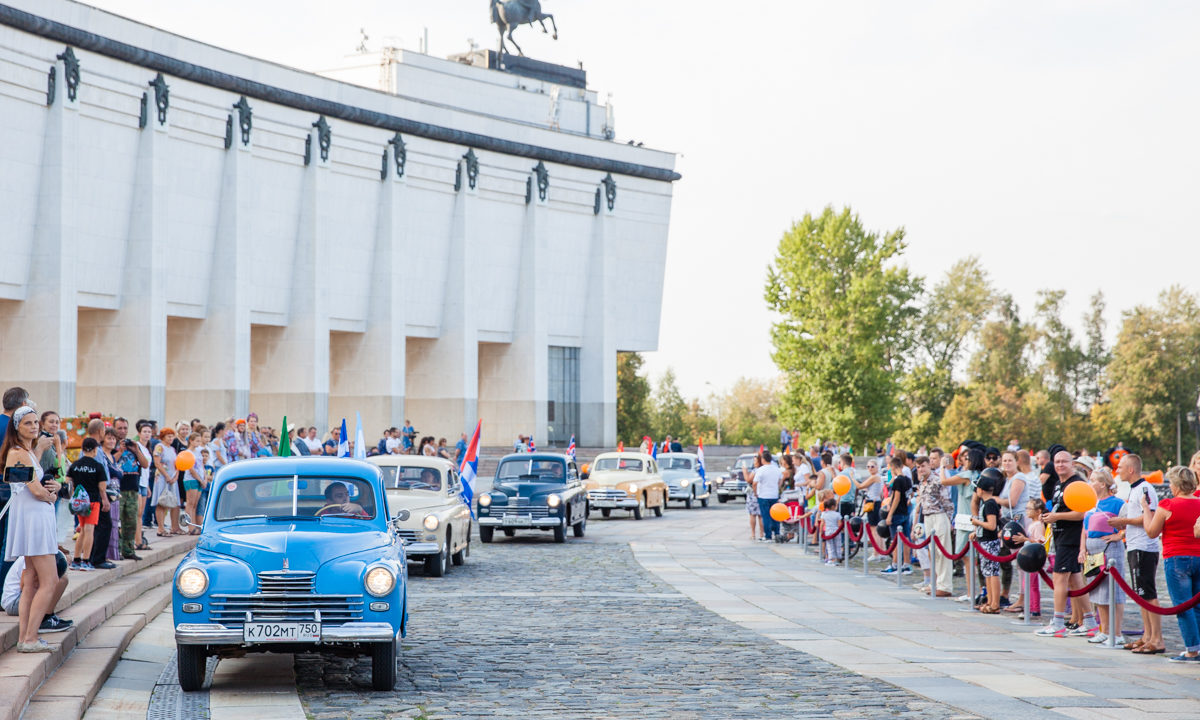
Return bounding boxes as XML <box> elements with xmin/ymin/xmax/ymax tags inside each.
<box><xmin>69</xmin><ymin>485</ymin><xmax>91</xmax><ymax>515</ymax></box>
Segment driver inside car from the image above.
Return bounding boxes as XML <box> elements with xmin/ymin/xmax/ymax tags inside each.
<box><xmin>315</xmin><ymin>482</ymin><xmax>368</xmax><ymax>518</ymax></box>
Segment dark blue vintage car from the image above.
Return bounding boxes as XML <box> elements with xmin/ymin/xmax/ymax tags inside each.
<box><xmin>477</xmin><ymin>453</ymin><xmax>588</xmax><ymax>542</ymax></box>
<box><xmin>172</xmin><ymin>457</ymin><xmax>409</xmax><ymax>691</ymax></box>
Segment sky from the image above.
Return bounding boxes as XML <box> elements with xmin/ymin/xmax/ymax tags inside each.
<box><xmin>84</xmin><ymin>1</ymin><xmax>1200</xmax><ymax>402</ymax></box>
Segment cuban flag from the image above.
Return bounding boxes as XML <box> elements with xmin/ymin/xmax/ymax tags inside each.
<box><xmin>696</xmin><ymin>438</ymin><xmax>707</xmax><ymax>492</ymax></box>
<box><xmin>459</xmin><ymin>420</ymin><xmax>481</xmax><ymax>516</ymax></box>
<box><xmin>337</xmin><ymin>418</ymin><xmax>350</xmax><ymax>457</ymax></box>
<box><xmin>651</xmin><ymin>441</ymin><xmax>658</xmax><ymax>460</ymax></box>
<box><xmin>566</xmin><ymin>435</ymin><xmax>576</xmax><ymax>462</ymax></box>
<box><xmin>528</xmin><ymin>435</ymin><xmax>536</xmax><ymax>453</ymax></box>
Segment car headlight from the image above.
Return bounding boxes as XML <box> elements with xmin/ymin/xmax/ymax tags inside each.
<box><xmin>365</xmin><ymin>566</ymin><xmax>396</xmax><ymax>597</ymax></box>
<box><xmin>716</xmin><ymin>477</ymin><xmax>725</xmax><ymax>485</ymax></box>
<box><xmin>423</xmin><ymin>514</ymin><xmax>440</xmax><ymax>531</ymax></box>
<box><xmin>679</xmin><ymin>479</ymin><xmax>690</xmax><ymax>488</ymax></box>
<box><xmin>176</xmin><ymin>567</ymin><xmax>208</xmax><ymax>598</ymax></box>
<box><xmin>479</xmin><ymin>494</ymin><xmax>492</xmax><ymax>507</ymax></box>
<box><xmin>547</xmin><ymin>493</ymin><xmax>561</xmax><ymax>508</ymax></box>
<box><xmin>627</xmin><ymin>484</ymin><xmax>638</xmax><ymax>495</ymax></box>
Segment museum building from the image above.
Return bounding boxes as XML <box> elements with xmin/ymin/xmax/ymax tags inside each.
<box><xmin>0</xmin><ymin>0</ymin><xmax>678</xmax><ymax>446</ymax></box>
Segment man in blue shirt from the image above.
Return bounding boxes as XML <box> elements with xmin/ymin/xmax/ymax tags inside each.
<box><xmin>455</xmin><ymin>433</ymin><xmax>468</xmax><ymax>467</ymax></box>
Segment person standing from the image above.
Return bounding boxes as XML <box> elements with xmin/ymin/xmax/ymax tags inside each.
<box><xmin>89</xmin><ymin>429</ymin><xmax>122</xmax><ymax>569</ymax></box>
<box><xmin>113</xmin><ymin>419</ymin><xmax>146</xmax><ymax>561</ymax></box>
<box><xmin>915</xmin><ymin>456</ymin><xmax>953</xmax><ymax>596</ymax></box>
<box><xmin>0</xmin><ymin>387</ymin><xmax>32</xmax><ymax>589</ymax></box>
<box><xmin>883</xmin><ymin>455</ymin><xmax>914</xmax><ymax>575</ymax></box>
<box><xmin>1109</xmin><ymin>454</ymin><xmax>1163</xmax><ymax>653</ymax></box>
<box><xmin>151</xmin><ymin>429</ymin><xmax>183</xmax><ymax>536</ymax></box>
<box><xmin>750</xmin><ymin>450</ymin><xmax>782</xmax><ymax>541</ymax></box>
<box><xmin>67</xmin><ymin>438</ymin><xmax>106</xmax><ymax>570</ymax></box>
<box><xmin>780</xmin><ymin>427</ymin><xmax>791</xmax><ymax>455</ymax></box>
<box><xmin>1035</xmin><ymin>450</ymin><xmax>1099</xmax><ymax>638</ymax></box>
<box><xmin>1</xmin><ymin>405</ymin><xmax>63</xmax><ymax>652</ymax></box>
<box><xmin>455</xmin><ymin>433</ymin><xmax>468</xmax><ymax>466</ymax></box>
<box><xmin>1142</xmin><ymin>465</ymin><xmax>1200</xmax><ymax>662</ymax></box>
<box><xmin>745</xmin><ymin>456</ymin><xmax>763</xmax><ymax>542</ymax></box>
<box><xmin>1079</xmin><ymin>467</ymin><xmax>1125</xmax><ymax>645</ymax></box>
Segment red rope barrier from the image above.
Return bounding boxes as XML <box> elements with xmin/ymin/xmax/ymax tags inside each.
<box><xmin>845</xmin><ymin>523</ymin><xmax>862</xmax><ymax>542</ymax></box>
<box><xmin>971</xmin><ymin>540</ymin><xmax>1018</xmax><ymax>563</ymax></box>
<box><xmin>897</xmin><ymin>532</ymin><xmax>932</xmax><ymax>549</ymax></box>
<box><xmin>1109</xmin><ymin>568</ymin><xmax>1200</xmax><ymax>616</ymax></box>
<box><xmin>865</xmin><ymin>527</ymin><xmax>897</xmax><ymax>555</ymax></box>
<box><xmin>1036</xmin><ymin>568</ymin><xmax>1108</xmax><ymax>596</ymax></box>
<box><xmin>933</xmin><ymin>535</ymin><xmax>969</xmax><ymax>561</ymax></box>
<box><xmin>820</xmin><ymin>520</ymin><xmax>844</xmax><ymax>541</ymax></box>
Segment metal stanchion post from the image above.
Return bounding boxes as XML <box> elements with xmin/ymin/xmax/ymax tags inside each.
<box><xmin>1013</xmin><ymin>567</ymin><xmax>1031</xmax><ymax>626</ymax></box>
<box><xmin>843</xmin><ymin>521</ymin><xmax>850</xmax><ymax>569</ymax></box>
<box><xmin>863</xmin><ymin>530</ymin><xmax>870</xmax><ymax>576</ymax></box>
<box><xmin>962</xmin><ymin>542</ymin><xmax>976</xmax><ymax>611</ymax></box>
<box><xmin>927</xmin><ymin>542</ymin><xmax>937</xmax><ymax>600</ymax></box>
<box><xmin>897</xmin><ymin>536</ymin><xmax>903</xmax><ymax>589</ymax></box>
<box><xmin>1106</xmin><ymin>561</ymin><xmax>1117</xmax><ymax>648</ymax></box>
<box><xmin>800</xmin><ymin>516</ymin><xmax>807</xmax><ymax>553</ymax></box>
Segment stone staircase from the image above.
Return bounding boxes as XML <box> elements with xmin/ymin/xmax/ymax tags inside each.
<box><xmin>0</xmin><ymin>533</ymin><xmax>197</xmax><ymax>720</ymax></box>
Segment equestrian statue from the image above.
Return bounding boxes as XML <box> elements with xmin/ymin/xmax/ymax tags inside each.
<box><xmin>490</xmin><ymin>0</ymin><xmax>558</xmax><ymax>57</ymax></box>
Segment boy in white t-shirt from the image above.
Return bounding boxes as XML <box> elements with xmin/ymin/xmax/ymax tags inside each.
<box><xmin>819</xmin><ymin>497</ymin><xmax>843</xmax><ymax>565</ymax></box>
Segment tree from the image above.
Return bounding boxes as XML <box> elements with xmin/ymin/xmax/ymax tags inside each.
<box><xmin>765</xmin><ymin>206</ymin><xmax>922</xmax><ymax>449</ymax></box>
<box><xmin>969</xmin><ymin>294</ymin><xmax>1033</xmax><ymax>389</ymax></box>
<box><xmin>719</xmin><ymin>377</ymin><xmax>782</xmax><ymax>447</ymax></box>
<box><xmin>616</xmin><ymin>352</ymin><xmax>651</xmax><ymax>443</ymax></box>
<box><xmin>1079</xmin><ymin>291</ymin><xmax>1110</xmax><ymax>409</ymax></box>
<box><xmin>1033</xmin><ymin>289</ymin><xmax>1085</xmax><ymax>415</ymax></box>
<box><xmin>649</xmin><ymin>368</ymin><xmax>689</xmax><ymax>442</ymax></box>
<box><xmin>1103</xmin><ymin>287</ymin><xmax>1200</xmax><ymax>467</ymax></box>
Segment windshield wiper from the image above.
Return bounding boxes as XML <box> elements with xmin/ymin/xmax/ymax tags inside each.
<box><xmin>266</xmin><ymin>515</ymin><xmax>319</xmax><ymax>522</ymax></box>
<box><xmin>227</xmin><ymin>514</ymin><xmax>267</xmax><ymax>521</ymax></box>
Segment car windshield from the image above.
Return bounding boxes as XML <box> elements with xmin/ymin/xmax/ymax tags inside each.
<box><xmin>661</xmin><ymin>458</ymin><xmax>693</xmax><ymax>471</ymax></box>
<box><xmin>496</xmin><ymin>459</ymin><xmax>566</xmax><ymax>483</ymax></box>
<box><xmin>734</xmin><ymin>456</ymin><xmax>755</xmax><ymax>470</ymax></box>
<box><xmin>214</xmin><ymin>476</ymin><xmax>378</xmax><ymax>521</ymax></box>
<box><xmin>593</xmin><ymin>457</ymin><xmax>643</xmax><ymax>472</ymax></box>
<box><xmin>379</xmin><ymin>465</ymin><xmax>444</xmax><ymax>492</ymax></box>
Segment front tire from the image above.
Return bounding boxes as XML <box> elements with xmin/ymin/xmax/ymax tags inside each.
<box><xmin>685</xmin><ymin>495</ymin><xmax>693</xmax><ymax>510</ymax></box>
<box><xmin>573</xmin><ymin>512</ymin><xmax>587</xmax><ymax>537</ymax></box>
<box><xmin>633</xmin><ymin>499</ymin><xmax>643</xmax><ymax>520</ymax></box>
<box><xmin>177</xmin><ymin>645</ymin><xmax>206</xmax><ymax>692</ymax></box>
<box><xmin>701</xmin><ymin>497</ymin><xmax>709</xmax><ymax>508</ymax></box>
<box><xmin>553</xmin><ymin>519</ymin><xmax>566</xmax><ymax>543</ymax></box>
<box><xmin>480</xmin><ymin>526</ymin><xmax>494</xmax><ymax>543</ymax></box>
<box><xmin>425</xmin><ymin>539</ymin><xmax>449</xmax><ymax>577</ymax></box>
<box><xmin>718</xmin><ymin>494</ymin><xmax>728</xmax><ymax>504</ymax></box>
<box><xmin>653</xmin><ymin>494</ymin><xmax>665</xmax><ymax>517</ymax></box>
<box><xmin>371</xmin><ymin>639</ymin><xmax>397</xmax><ymax>691</ymax></box>
<box><xmin>503</xmin><ymin>528</ymin><xmax>516</xmax><ymax>537</ymax></box>
<box><xmin>452</xmin><ymin>532</ymin><xmax>468</xmax><ymax>566</ymax></box>
<box><xmin>600</xmin><ymin>508</ymin><xmax>611</xmax><ymax>518</ymax></box>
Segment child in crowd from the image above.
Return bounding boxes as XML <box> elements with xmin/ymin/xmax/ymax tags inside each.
<box><xmin>819</xmin><ymin>496</ymin><xmax>842</xmax><ymax>565</ymax></box>
<box><xmin>1008</xmin><ymin>498</ymin><xmax>1046</xmax><ymax>618</ymax></box>
<box><xmin>971</xmin><ymin>473</ymin><xmax>1002</xmax><ymax>613</ymax></box>
<box><xmin>67</xmin><ymin>438</ymin><xmax>106</xmax><ymax>571</ymax></box>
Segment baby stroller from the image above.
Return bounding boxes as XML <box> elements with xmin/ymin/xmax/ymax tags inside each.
<box><xmin>775</xmin><ymin>488</ymin><xmax>805</xmax><ymax>543</ymax></box>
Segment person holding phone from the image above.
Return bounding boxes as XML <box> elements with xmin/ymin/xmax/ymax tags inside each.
<box><xmin>0</xmin><ymin>405</ymin><xmax>62</xmax><ymax>653</ymax></box>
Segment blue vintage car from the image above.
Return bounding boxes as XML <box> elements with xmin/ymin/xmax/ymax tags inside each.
<box><xmin>476</xmin><ymin>453</ymin><xmax>588</xmax><ymax>542</ymax></box>
<box><xmin>658</xmin><ymin>452</ymin><xmax>711</xmax><ymax>508</ymax></box>
<box><xmin>172</xmin><ymin>457</ymin><xmax>409</xmax><ymax>691</ymax></box>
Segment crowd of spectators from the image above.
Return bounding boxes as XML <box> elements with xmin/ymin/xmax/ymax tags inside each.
<box><xmin>746</xmin><ymin>435</ymin><xmax>1200</xmax><ymax>664</ymax></box>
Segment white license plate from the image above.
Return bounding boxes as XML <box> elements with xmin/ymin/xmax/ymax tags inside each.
<box><xmin>243</xmin><ymin>622</ymin><xmax>321</xmax><ymax>643</ymax></box>
<box><xmin>502</xmin><ymin>515</ymin><xmax>532</xmax><ymax>527</ymax></box>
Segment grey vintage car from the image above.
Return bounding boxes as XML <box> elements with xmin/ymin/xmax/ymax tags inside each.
<box><xmin>714</xmin><ymin>453</ymin><xmax>756</xmax><ymax>503</ymax></box>
<box><xmin>657</xmin><ymin>453</ymin><xmax>711</xmax><ymax>508</ymax></box>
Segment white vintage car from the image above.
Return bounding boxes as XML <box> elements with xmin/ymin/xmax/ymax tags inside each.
<box><xmin>368</xmin><ymin>455</ymin><xmax>471</xmax><ymax>577</ymax></box>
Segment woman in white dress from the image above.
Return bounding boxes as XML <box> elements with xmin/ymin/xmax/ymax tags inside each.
<box><xmin>151</xmin><ymin>428</ymin><xmax>182</xmax><ymax>536</ymax></box>
<box><xmin>1</xmin><ymin>406</ymin><xmax>62</xmax><ymax>653</ymax></box>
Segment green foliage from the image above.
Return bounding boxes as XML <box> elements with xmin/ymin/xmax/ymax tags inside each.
<box><xmin>717</xmin><ymin>377</ymin><xmax>781</xmax><ymax>447</ymax></box>
<box><xmin>616</xmin><ymin>352</ymin><xmax>650</xmax><ymax>444</ymax></box>
<box><xmin>649</xmin><ymin>368</ymin><xmax>689</xmax><ymax>442</ymax></box>
<box><xmin>969</xmin><ymin>294</ymin><xmax>1034</xmax><ymax>389</ymax></box>
<box><xmin>765</xmin><ymin>206</ymin><xmax>922</xmax><ymax>450</ymax></box>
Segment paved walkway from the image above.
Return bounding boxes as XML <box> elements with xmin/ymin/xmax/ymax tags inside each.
<box><xmin>611</xmin><ymin>504</ymin><xmax>1200</xmax><ymax>720</ymax></box>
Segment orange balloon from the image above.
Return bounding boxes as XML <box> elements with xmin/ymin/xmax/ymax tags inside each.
<box><xmin>175</xmin><ymin>450</ymin><xmax>196</xmax><ymax>471</ymax></box>
<box><xmin>769</xmin><ymin>502</ymin><xmax>791</xmax><ymax>522</ymax></box>
<box><xmin>832</xmin><ymin>475</ymin><xmax>852</xmax><ymax>496</ymax></box>
<box><xmin>1144</xmin><ymin>470</ymin><xmax>1164</xmax><ymax>485</ymax></box>
<box><xmin>1063</xmin><ymin>480</ymin><xmax>1097</xmax><ymax>512</ymax></box>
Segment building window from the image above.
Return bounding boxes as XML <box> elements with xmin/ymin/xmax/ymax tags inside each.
<box><xmin>547</xmin><ymin>346</ymin><xmax>579</xmax><ymax>446</ymax></box>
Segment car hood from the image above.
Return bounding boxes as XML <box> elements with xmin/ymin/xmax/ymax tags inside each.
<box><xmin>587</xmin><ymin>471</ymin><xmax>646</xmax><ymax>487</ymax></box>
<box><xmin>661</xmin><ymin>469</ymin><xmax>699</xmax><ymax>482</ymax></box>
<box><xmin>491</xmin><ymin>481</ymin><xmax>568</xmax><ymax>500</ymax></box>
<box><xmin>199</xmin><ymin>523</ymin><xmax>391</xmax><ymax>571</ymax></box>
<box><xmin>384</xmin><ymin>492</ymin><xmax>452</xmax><ymax>514</ymax></box>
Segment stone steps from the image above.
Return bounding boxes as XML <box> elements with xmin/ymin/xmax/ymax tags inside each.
<box><xmin>0</xmin><ymin>534</ymin><xmax>195</xmax><ymax>720</ymax></box>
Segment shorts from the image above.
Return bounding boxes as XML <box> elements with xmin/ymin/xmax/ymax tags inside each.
<box><xmin>839</xmin><ymin>501</ymin><xmax>854</xmax><ymax>518</ymax></box>
<box><xmin>139</xmin><ymin>486</ymin><xmax>150</xmax><ymax>497</ymax></box>
<box><xmin>182</xmin><ymin>479</ymin><xmax>201</xmax><ymax>493</ymax></box>
<box><xmin>866</xmin><ymin>504</ymin><xmax>881</xmax><ymax>527</ymax></box>
<box><xmin>979</xmin><ymin>539</ymin><xmax>1002</xmax><ymax>577</ymax></box>
<box><xmin>889</xmin><ymin>512</ymin><xmax>911</xmax><ymax>540</ymax></box>
<box><xmin>80</xmin><ymin>501</ymin><xmax>100</xmax><ymax>526</ymax></box>
<box><xmin>1127</xmin><ymin>549</ymin><xmax>1159</xmax><ymax>600</ymax></box>
<box><xmin>1052</xmin><ymin>544</ymin><xmax>1081</xmax><ymax>574</ymax></box>
<box><xmin>2</xmin><ymin>599</ymin><xmax>16</xmax><ymax>616</ymax></box>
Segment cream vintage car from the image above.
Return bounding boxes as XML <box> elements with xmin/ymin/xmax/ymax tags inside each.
<box><xmin>367</xmin><ymin>455</ymin><xmax>471</xmax><ymax>577</ymax></box>
<box><xmin>584</xmin><ymin>452</ymin><xmax>668</xmax><ymax>520</ymax></box>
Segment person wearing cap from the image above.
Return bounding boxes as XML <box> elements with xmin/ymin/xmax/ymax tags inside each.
<box><xmin>970</xmin><ymin>471</ymin><xmax>1003</xmax><ymax>612</ymax></box>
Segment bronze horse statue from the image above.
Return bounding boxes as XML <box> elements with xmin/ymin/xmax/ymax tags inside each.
<box><xmin>491</xmin><ymin>0</ymin><xmax>557</xmax><ymax>57</ymax></box>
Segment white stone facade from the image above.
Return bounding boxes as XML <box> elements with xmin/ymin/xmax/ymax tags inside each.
<box><xmin>0</xmin><ymin>0</ymin><xmax>676</xmax><ymax>447</ymax></box>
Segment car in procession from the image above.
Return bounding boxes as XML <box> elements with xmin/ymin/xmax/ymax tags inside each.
<box><xmin>715</xmin><ymin>453</ymin><xmax>756</xmax><ymax>503</ymax></box>
<box><xmin>172</xmin><ymin>457</ymin><xmax>409</xmax><ymax>691</ymax></box>
<box><xmin>657</xmin><ymin>452</ymin><xmax>711</xmax><ymax>508</ymax></box>
<box><xmin>368</xmin><ymin>455</ymin><xmax>472</xmax><ymax>576</ymax></box>
<box><xmin>477</xmin><ymin>452</ymin><xmax>588</xmax><ymax>542</ymax></box>
<box><xmin>584</xmin><ymin>451</ymin><xmax>668</xmax><ymax>519</ymax></box>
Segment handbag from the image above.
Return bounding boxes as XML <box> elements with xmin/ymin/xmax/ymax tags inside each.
<box><xmin>157</xmin><ymin>483</ymin><xmax>180</xmax><ymax>509</ymax></box>
<box><xmin>1083</xmin><ymin>541</ymin><xmax>1111</xmax><ymax>578</ymax></box>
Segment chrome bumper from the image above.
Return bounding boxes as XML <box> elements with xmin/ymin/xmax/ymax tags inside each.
<box><xmin>588</xmin><ymin>498</ymin><xmax>638</xmax><ymax>509</ymax></box>
<box><xmin>176</xmin><ymin>621</ymin><xmax>397</xmax><ymax>646</ymax></box>
<box><xmin>402</xmin><ymin>542</ymin><xmax>441</xmax><ymax>556</ymax></box>
<box><xmin>477</xmin><ymin>517</ymin><xmax>564</xmax><ymax>528</ymax></box>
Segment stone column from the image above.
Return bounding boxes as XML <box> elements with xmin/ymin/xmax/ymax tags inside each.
<box><xmin>0</xmin><ymin>51</ymin><xmax>81</xmax><ymax>414</ymax></box>
<box><xmin>79</xmin><ymin>77</ymin><xmax>169</xmax><ymax>421</ymax></box>
<box><xmin>176</xmin><ymin>104</ymin><xmax>253</xmax><ymax>423</ymax></box>
<box><xmin>580</xmin><ymin>199</ymin><xmax>617</xmax><ymax>447</ymax></box>
<box><xmin>405</xmin><ymin>154</ymin><xmax>478</xmax><ymax>438</ymax></box>
<box><xmin>250</xmin><ymin>123</ymin><xmax>330</xmax><ymax>429</ymax></box>
<box><xmin>329</xmin><ymin>140</ymin><xmax>407</xmax><ymax>432</ymax></box>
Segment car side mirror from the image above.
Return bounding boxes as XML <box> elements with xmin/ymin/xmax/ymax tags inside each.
<box><xmin>393</xmin><ymin>509</ymin><xmax>410</xmax><ymax>522</ymax></box>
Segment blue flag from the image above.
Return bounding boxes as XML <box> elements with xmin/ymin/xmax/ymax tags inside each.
<box><xmin>337</xmin><ymin>419</ymin><xmax>349</xmax><ymax>457</ymax></box>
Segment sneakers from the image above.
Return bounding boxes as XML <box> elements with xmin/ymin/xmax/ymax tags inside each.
<box><xmin>16</xmin><ymin>639</ymin><xmax>52</xmax><ymax>653</ymax></box>
<box><xmin>39</xmin><ymin>615</ymin><xmax>73</xmax><ymax>634</ymax></box>
<box><xmin>1035</xmin><ymin>625</ymin><xmax>1069</xmax><ymax>638</ymax></box>
<box><xmin>1068</xmin><ymin>625</ymin><xmax>1096</xmax><ymax>637</ymax></box>
<box><xmin>123</xmin><ymin>553</ymin><xmax>143</xmax><ymax>561</ymax></box>
<box><xmin>70</xmin><ymin>560</ymin><xmax>92</xmax><ymax>572</ymax></box>
<box><xmin>899</xmin><ymin>565</ymin><xmax>914</xmax><ymax>575</ymax></box>
<box><xmin>94</xmin><ymin>561</ymin><xmax>117</xmax><ymax>570</ymax></box>
<box><xmin>1088</xmin><ymin>632</ymin><xmax>1108</xmax><ymax>644</ymax></box>
<box><xmin>954</xmin><ymin>594</ymin><xmax>971</xmax><ymax>603</ymax></box>
<box><xmin>1168</xmin><ymin>653</ymin><xmax>1200</xmax><ymax>663</ymax></box>
<box><xmin>824</xmin><ymin>560</ymin><xmax>839</xmax><ymax>567</ymax></box>
<box><xmin>998</xmin><ymin>596</ymin><xmax>1012</xmax><ymax>608</ymax></box>
<box><xmin>881</xmin><ymin>565</ymin><xmax>897</xmax><ymax>574</ymax></box>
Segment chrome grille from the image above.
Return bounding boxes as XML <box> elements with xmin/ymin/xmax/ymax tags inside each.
<box><xmin>588</xmin><ymin>489</ymin><xmax>629</xmax><ymax>501</ymax></box>
<box><xmin>720</xmin><ymin>479</ymin><xmax>747</xmax><ymax>492</ymax></box>
<box><xmin>488</xmin><ymin>505</ymin><xmax>550</xmax><ymax>519</ymax></box>
<box><xmin>209</xmin><ymin>593</ymin><xmax>364</xmax><ymax>626</ymax></box>
<box><xmin>257</xmin><ymin>571</ymin><xmax>314</xmax><ymax>593</ymax></box>
<box><xmin>394</xmin><ymin>529</ymin><xmax>420</xmax><ymax>542</ymax></box>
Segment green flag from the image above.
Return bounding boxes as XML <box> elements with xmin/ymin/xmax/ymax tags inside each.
<box><xmin>279</xmin><ymin>415</ymin><xmax>292</xmax><ymax>457</ymax></box>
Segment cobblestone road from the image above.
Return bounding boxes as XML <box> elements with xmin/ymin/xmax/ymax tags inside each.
<box><xmin>297</xmin><ymin>524</ymin><xmax>975</xmax><ymax>720</ymax></box>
